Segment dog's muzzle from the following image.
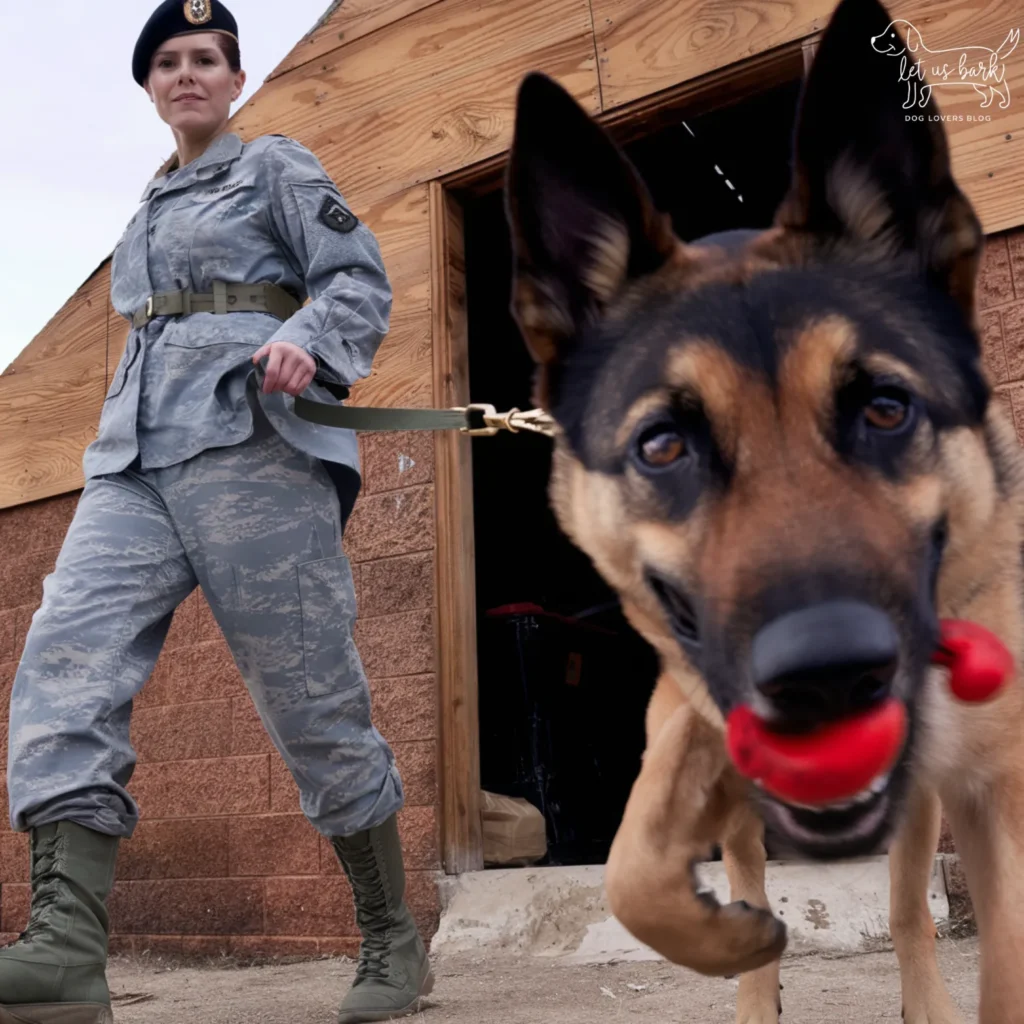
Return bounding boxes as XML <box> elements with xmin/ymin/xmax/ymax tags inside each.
<box><xmin>749</xmin><ymin>600</ymin><xmax>900</xmax><ymax>728</ymax></box>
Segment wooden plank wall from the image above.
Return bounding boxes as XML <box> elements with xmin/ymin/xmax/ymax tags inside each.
<box><xmin>0</xmin><ymin>267</ymin><xmax>118</xmax><ymax>507</ymax></box>
<box><xmin>270</xmin><ymin>0</ymin><xmax>448</xmax><ymax>76</ymax></box>
<box><xmin>593</xmin><ymin>0</ymin><xmax>835</xmax><ymax>108</ymax></box>
<box><xmin>230</xmin><ymin>0</ymin><xmax>599</xmax><ymax>210</ymax></box>
<box><xmin>429</xmin><ymin>182</ymin><xmax>482</xmax><ymax>872</ymax></box>
<box><xmin>3</xmin><ymin>0</ymin><xmax>1022</xmax><ymax>506</ymax></box>
<box><xmin>593</xmin><ymin>0</ymin><xmax>1023</xmax><ymax>231</ymax></box>
<box><xmin>897</xmin><ymin>0</ymin><xmax>1024</xmax><ymax>236</ymax></box>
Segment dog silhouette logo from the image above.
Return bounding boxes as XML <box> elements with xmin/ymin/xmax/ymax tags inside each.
<box><xmin>871</xmin><ymin>20</ymin><xmax>1018</xmax><ymax>109</ymax></box>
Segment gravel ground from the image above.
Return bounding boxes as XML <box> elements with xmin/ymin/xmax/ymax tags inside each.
<box><xmin>105</xmin><ymin>937</ymin><xmax>982</xmax><ymax>1023</ymax></box>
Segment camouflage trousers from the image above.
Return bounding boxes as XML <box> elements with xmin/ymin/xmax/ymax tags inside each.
<box><xmin>6</xmin><ymin>407</ymin><xmax>404</xmax><ymax>838</ymax></box>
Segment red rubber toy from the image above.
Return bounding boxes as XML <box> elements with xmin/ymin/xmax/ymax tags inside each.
<box><xmin>726</xmin><ymin>698</ymin><xmax>907</xmax><ymax>806</ymax></box>
<box><xmin>725</xmin><ymin>618</ymin><xmax>1014</xmax><ymax>806</ymax></box>
<box><xmin>932</xmin><ymin>618</ymin><xmax>1014</xmax><ymax>703</ymax></box>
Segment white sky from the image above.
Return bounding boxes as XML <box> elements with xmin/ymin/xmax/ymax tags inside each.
<box><xmin>0</xmin><ymin>0</ymin><xmax>336</xmax><ymax>373</ymax></box>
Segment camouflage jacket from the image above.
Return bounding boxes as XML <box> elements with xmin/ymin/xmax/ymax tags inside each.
<box><xmin>82</xmin><ymin>132</ymin><xmax>391</xmax><ymax>480</ymax></box>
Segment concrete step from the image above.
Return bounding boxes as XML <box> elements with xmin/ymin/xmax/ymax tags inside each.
<box><xmin>431</xmin><ymin>855</ymin><xmax>951</xmax><ymax>964</ymax></box>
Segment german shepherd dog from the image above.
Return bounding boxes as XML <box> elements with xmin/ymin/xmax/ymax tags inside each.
<box><xmin>502</xmin><ymin>0</ymin><xmax>1024</xmax><ymax>1019</ymax></box>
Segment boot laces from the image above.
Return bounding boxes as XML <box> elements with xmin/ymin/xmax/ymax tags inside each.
<box><xmin>355</xmin><ymin>941</ymin><xmax>391</xmax><ymax>981</ymax></box>
<box><xmin>18</xmin><ymin>834</ymin><xmax>64</xmax><ymax>943</ymax></box>
<box><xmin>337</xmin><ymin>840</ymin><xmax>394</xmax><ymax>983</ymax></box>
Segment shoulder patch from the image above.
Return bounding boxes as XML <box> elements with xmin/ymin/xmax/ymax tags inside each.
<box><xmin>319</xmin><ymin>195</ymin><xmax>358</xmax><ymax>234</ymax></box>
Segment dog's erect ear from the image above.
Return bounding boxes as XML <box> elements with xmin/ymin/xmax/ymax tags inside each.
<box><xmin>776</xmin><ymin>0</ymin><xmax>983</xmax><ymax>317</ymax></box>
<box><xmin>505</xmin><ymin>73</ymin><xmax>677</xmax><ymax>407</ymax></box>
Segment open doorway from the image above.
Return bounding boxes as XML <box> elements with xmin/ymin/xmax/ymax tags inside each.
<box><xmin>461</xmin><ymin>75</ymin><xmax>804</xmax><ymax>868</ymax></box>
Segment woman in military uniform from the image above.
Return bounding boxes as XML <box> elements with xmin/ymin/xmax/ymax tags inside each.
<box><xmin>0</xmin><ymin>3</ymin><xmax>432</xmax><ymax>1022</ymax></box>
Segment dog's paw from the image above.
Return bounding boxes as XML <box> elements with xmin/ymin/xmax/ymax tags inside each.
<box><xmin>900</xmin><ymin>1001</ymin><xmax>964</xmax><ymax>1024</ymax></box>
<box><xmin>898</xmin><ymin>956</ymin><xmax>964</xmax><ymax>1023</ymax></box>
<box><xmin>734</xmin><ymin>966</ymin><xmax>783</xmax><ymax>1024</ymax></box>
<box><xmin>736</xmin><ymin>1009</ymin><xmax>781</xmax><ymax>1024</ymax></box>
<box><xmin>691</xmin><ymin>899</ymin><xmax>787</xmax><ymax>977</ymax></box>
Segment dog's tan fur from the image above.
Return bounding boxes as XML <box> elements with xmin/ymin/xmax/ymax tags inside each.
<box><xmin>550</xmin><ymin>276</ymin><xmax>1024</xmax><ymax>1024</ymax></box>
<box><xmin>546</xmin><ymin>277</ymin><xmax>1024</xmax><ymax>1024</ymax></box>
<box><xmin>503</xmin><ymin>0</ymin><xmax>1024</xmax><ymax>1019</ymax></box>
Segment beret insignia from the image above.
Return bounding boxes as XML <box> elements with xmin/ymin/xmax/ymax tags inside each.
<box><xmin>183</xmin><ymin>0</ymin><xmax>213</xmax><ymax>26</ymax></box>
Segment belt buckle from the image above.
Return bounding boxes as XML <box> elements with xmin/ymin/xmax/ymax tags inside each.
<box><xmin>145</xmin><ymin>296</ymin><xmax>154</xmax><ymax>320</ymax></box>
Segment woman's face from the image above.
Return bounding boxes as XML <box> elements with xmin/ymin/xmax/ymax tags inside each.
<box><xmin>145</xmin><ymin>33</ymin><xmax>245</xmax><ymax>136</ymax></box>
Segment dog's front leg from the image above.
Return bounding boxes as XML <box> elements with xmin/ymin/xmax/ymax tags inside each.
<box><xmin>721</xmin><ymin>799</ymin><xmax>783</xmax><ymax>1023</ymax></box>
<box><xmin>605</xmin><ymin>695</ymin><xmax>787</xmax><ymax>979</ymax></box>
<box><xmin>943</xmin><ymin>772</ymin><xmax>1024</xmax><ymax>1024</ymax></box>
<box><xmin>889</xmin><ymin>781</ymin><xmax>963</xmax><ymax>1023</ymax></box>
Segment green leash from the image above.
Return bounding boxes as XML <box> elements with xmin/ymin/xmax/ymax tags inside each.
<box><xmin>255</xmin><ymin>365</ymin><xmax>556</xmax><ymax>437</ymax></box>
<box><xmin>294</xmin><ymin>394</ymin><xmax>472</xmax><ymax>433</ymax></box>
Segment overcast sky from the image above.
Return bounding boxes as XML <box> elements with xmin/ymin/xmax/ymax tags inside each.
<box><xmin>0</xmin><ymin>0</ymin><xmax>336</xmax><ymax>373</ymax></box>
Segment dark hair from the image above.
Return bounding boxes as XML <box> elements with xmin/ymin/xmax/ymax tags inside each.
<box><xmin>214</xmin><ymin>33</ymin><xmax>242</xmax><ymax>73</ymax></box>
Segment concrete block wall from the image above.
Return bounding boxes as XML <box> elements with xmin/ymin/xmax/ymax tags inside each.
<box><xmin>2</xmin><ymin>229</ymin><xmax>1024</xmax><ymax>951</ymax></box>
<box><xmin>0</xmin><ymin>430</ymin><xmax>440</xmax><ymax>955</ymax></box>
<box><xmin>978</xmin><ymin>230</ymin><xmax>1024</xmax><ymax>429</ymax></box>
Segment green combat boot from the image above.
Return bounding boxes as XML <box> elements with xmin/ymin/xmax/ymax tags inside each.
<box><xmin>331</xmin><ymin>813</ymin><xmax>434</xmax><ymax>1023</ymax></box>
<box><xmin>0</xmin><ymin>821</ymin><xmax>119</xmax><ymax>1024</ymax></box>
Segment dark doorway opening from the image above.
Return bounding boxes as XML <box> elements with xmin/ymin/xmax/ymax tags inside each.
<box><xmin>462</xmin><ymin>77</ymin><xmax>803</xmax><ymax>867</ymax></box>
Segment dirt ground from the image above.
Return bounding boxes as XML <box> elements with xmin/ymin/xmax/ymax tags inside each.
<box><xmin>107</xmin><ymin>938</ymin><xmax>982</xmax><ymax>1023</ymax></box>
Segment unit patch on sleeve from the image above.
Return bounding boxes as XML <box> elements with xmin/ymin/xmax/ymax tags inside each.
<box><xmin>319</xmin><ymin>196</ymin><xmax>359</xmax><ymax>234</ymax></box>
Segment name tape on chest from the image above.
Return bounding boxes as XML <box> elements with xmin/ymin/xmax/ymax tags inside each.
<box><xmin>203</xmin><ymin>180</ymin><xmax>244</xmax><ymax>195</ymax></box>
<box><xmin>319</xmin><ymin>196</ymin><xmax>359</xmax><ymax>234</ymax></box>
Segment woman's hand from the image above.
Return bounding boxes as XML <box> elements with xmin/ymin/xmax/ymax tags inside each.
<box><xmin>253</xmin><ymin>341</ymin><xmax>317</xmax><ymax>396</ymax></box>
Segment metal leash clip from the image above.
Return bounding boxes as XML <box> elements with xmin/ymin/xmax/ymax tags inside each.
<box><xmin>456</xmin><ymin>404</ymin><xmax>557</xmax><ymax>438</ymax></box>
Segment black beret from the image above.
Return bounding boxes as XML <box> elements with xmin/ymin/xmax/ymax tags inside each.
<box><xmin>132</xmin><ymin>0</ymin><xmax>239</xmax><ymax>86</ymax></box>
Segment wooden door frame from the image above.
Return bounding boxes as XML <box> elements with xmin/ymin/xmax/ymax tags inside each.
<box><xmin>430</xmin><ymin>40</ymin><xmax>810</xmax><ymax>875</ymax></box>
<box><xmin>430</xmin><ymin>181</ymin><xmax>484</xmax><ymax>874</ymax></box>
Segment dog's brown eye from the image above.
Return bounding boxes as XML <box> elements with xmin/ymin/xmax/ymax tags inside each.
<box><xmin>864</xmin><ymin>392</ymin><xmax>909</xmax><ymax>431</ymax></box>
<box><xmin>639</xmin><ymin>428</ymin><xmax>686</xmax><ymax>467</ymax></box>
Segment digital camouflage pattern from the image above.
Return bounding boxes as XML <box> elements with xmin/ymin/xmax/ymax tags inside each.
<box><xmin>84</xmin><ymin>131</ymin><xmax>391</xmax><ymax>480</ymax></box>
<box><xmin>7</xmin><ymin>400</ymin><xmax>404</xmax><ymax>837</ymax></box>
<box><xmin>7</xmin><ymin>131</ymin><xmax>402</xmax><ymax>838</ymax></box>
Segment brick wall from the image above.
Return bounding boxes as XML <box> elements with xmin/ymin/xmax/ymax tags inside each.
<box><xmin>929</xmin><ymin>228</ymin><xmax>1024</xmax><ymax>861</ymax></box>
<box><xmin>978</xmin><ymin>230</ymin><xmax>1024</xmax><ymax>433</ymax></box>
<box><xmin>0</xmin><ymin>430</ymin><xmax>440</xmax><ymax>956</ymax></box>
<box><xmin>3</xmin><ymin>231</ymin><xmax>1024</xmax><ymax>950</ymax></box>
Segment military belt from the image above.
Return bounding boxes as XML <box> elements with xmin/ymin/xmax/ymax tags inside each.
<box><xmin>132</xmin><ymin>282</ymin><xmax>301</xmax><ymax>329</ymax></box>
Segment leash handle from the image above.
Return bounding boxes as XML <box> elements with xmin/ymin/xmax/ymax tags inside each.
<box><xmin>252</xmin><ymin>359</ymin><xmax>350</xmax><ymax>400</ymax></box>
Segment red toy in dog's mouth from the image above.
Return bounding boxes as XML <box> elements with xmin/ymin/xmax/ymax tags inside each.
<box><xmin>726</xmin><ymin>698</ymin><xmax>906</xmax><ymax>808</ymax></box>
<box><xmin>726</xmin><ymin>619</ymin><xmax>1013</xmax><ymax>807</ymax></box>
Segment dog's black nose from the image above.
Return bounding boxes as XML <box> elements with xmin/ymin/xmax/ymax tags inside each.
<box><xmin>750</xmin><ymin>601</ymin><xmax>899</xmax><ymax>724</ymax></box>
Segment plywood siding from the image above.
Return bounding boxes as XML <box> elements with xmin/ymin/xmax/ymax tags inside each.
<box><xmin>429</xmin><ymin>182</ymin><xmax>482</xmax><ymax>872</ymax></box>
<box><xmin>5</xmin><ymin>0</ymin><xmax>1024</xmax><ymax>511</ymax></box>
<box><xmin>271</xmin><ymin>0</ymin><xmax>447</xmax><ymax>78</ymax></box>
<box><xmin>902</xmin><ymin>0</ymin><xmax>1024</xmax><ymax>236</ymax></box>
<box><xmin>0</xmin><ymin>266</ymin><xmax>113</xmax><ymax>507</ymax></box>
<box><xmin>593</xmin><ymin>0</ymin><xmax>834</xmax><ymax>110</ymax></box>
<box><xmin>230</xmin><ymin>0</ymin><xmax>600</xmax><ymax>211</ymax></box>
<box><xmin>594</xmin><ymin>0</ymin><xmax>1023</xmax><ymax>233</ymax></box>
<box><xmin>348</xmin><ymin>185</ymin><xmax>434</xmax><ymax>410</ymax></box>
<box><xmin>9</xmin><ymin>263</ymin><xmax>112</xmax><ymax>375</ymax></box>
